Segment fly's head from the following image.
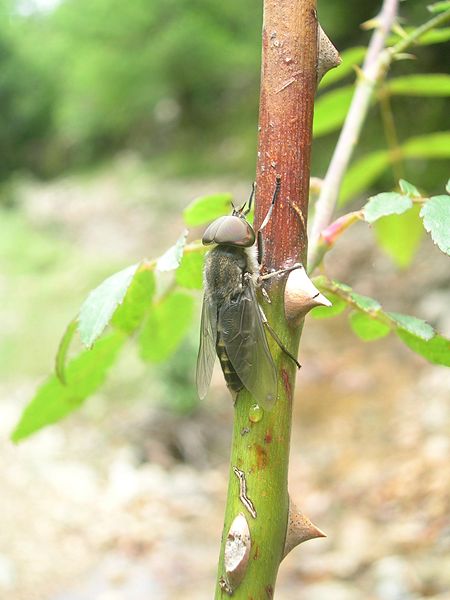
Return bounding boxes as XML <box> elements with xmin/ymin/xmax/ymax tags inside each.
<box><xmin>202</xmin><ymin>193</ymin><xmax>255</xmax><ymax>248</ymax></box>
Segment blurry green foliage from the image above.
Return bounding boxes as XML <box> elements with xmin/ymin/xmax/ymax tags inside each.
<box><xmin>0</xmin><ymin>0</ymin><xmax>449</xmax><ymax>193</ymax></box>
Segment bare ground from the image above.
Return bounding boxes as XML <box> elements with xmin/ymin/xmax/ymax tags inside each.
<box><xmin>1</xmin><ymin>159</ymin><xmax>449</xmax><ymax>599</ymax></box>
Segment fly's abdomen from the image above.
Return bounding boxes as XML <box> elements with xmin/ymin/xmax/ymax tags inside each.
<box><xmin>216</xmin><ymin>334</ymin><xmax>243</xmax><ymax>393</ymax></box>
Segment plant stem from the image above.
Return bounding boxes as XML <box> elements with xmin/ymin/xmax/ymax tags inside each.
<box><xmin>378</xmin><ymin>86</ymin><xmax>404</xmax><ymax>183</ymax></box>
<box><xmin>214</xmin><ymin>0</ymin><xmax>318</xmax><ymax>597</ymax></box>
<box><xmin>308</xmin><ymin>4</ymin><xmax>450</xmax><ymax>271</ymax></box>
<box><xmin>308</xmin><ymin>0</ymin><xmax>399</xmax><ymax>269</ymax></box>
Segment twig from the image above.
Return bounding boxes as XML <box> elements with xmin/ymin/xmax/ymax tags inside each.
<box><xmin>308</xmin><ymin>4</ymin><xmax>450</xmax><ymax>270</ymax></box>
<box><xmin>308</xmin><ymin>0</ymin><xmax>399</xmax><ymax>268</ymax></box>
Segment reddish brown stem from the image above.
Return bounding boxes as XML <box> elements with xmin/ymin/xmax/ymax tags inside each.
<box><xmin>255</xmin><ymin>0</ymin><xmax>318</xmax><ymax>267</ymax></box>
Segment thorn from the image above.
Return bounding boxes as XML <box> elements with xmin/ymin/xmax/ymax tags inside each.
<box><xmin>317</xmin><ymin>25</ymin><xmax>341</xmax><ymax>84</ymax></box>
<box><xmin>361</xmin><ymin>17</ymin><xmax>379</xmax><ymax>31</ymax></box>
<box><xmin>393</xmin><ymin>52</ymin><xmax>416</xmax><ymax>62</ymax></box>
<box><xmin>284</xmin><ymin>267</ymin><xmax>332</xmax><ymax>325</ymax></box>
<box><xmin>392</xmin><ymin>21</ymin><xmax>409</xmax><ymax>39</ymax></box>
<box><xmin>283</xmin><ymin>499</ymin><xmax>326</xmax><ymax>559</ymax></box>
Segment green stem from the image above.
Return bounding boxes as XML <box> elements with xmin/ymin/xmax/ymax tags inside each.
<box><xmin>214</xmin><ymin>0</ymin><xmax>318</xmax><ymax>596</ymax></box>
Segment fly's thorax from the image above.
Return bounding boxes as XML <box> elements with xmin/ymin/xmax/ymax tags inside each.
<box><xmin>204</xmin><ymin>245</ymin><xmax>248</xmax><ymax>301</ymax></box>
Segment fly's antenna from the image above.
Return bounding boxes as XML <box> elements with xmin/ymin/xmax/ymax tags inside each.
<box><xmin>259</xmin><ymin>175</ymin><xmax>281</xmax><ymax>233</ymax></box>
<box><xmin>242</xmin><ymin>182</ymin><xmax>256</xmax><ymax>216</ymax></box>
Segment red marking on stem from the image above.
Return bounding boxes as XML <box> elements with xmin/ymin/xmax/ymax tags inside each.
<box><xmin>253</xmin><ymin>545</ymin><xmax>259</xmax><ymax>560</ymax></box>
<box><xmin>264</xmin><ymin>430</ymin><xmax>273</xmax><ymax>444</ymax></box>
<box><xmin>254</xmin><ymin>444</ymin><xmax>269</xmax><ymax>470</ymax></box>
<box><xmin>265</xmin><ymin>584</ymin><xmax>274</xmax><ymax>598</ymax></box>
<box><xmin>281</xmin><ymin>368</ymin><xmax>292</xmax><ymax>401</ymax></box>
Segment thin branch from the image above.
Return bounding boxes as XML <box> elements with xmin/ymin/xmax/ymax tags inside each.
<box><xmin>378</xmin><ymin>86</ymin><xmax>404</xmax><ymax>182</ymax></box>
<box><xmin>308</xmin><ymin>0</ymin><xmax>399</xmax><ymax>268</ymax></box>
<box><xmin>308</xmin><ymin>4</ymin><xmax>450</xmax><ymax>270</ymax></box>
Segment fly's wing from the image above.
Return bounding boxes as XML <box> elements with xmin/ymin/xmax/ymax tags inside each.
<box><xmin>196</xmin><ymin>297</ymin><xmax>218</xmax><ymax>400</ymax></box>
<box><xmin>219</xmin><ymin>282</ymin><xmax>277</xmax><ymax>409</ymax></box>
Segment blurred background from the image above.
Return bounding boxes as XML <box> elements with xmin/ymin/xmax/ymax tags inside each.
<box><xmin>1</xmin><ymin>0</ymin><xmax>449</xmax><ymax>598</ymax></box>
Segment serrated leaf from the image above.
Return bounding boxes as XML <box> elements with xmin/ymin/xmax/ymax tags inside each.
<box><xmin>111</xmin><ymin>269</ymin><xmax>156</xmax><ymax>333</ymax></box>
<box><xmin>176</xmin><ymin>249</ymin><xmax>205</xmax><ymax>290</ymax></box>
<box><xmin>340</xmin><ymin>151</ymin><xmax>390</xmax><ymax>206</ymax></box>
<box><xmin>420</xmin><ymin>195</ymin><xmax>450</xmax><ymax>255</ymax></box>
<box><xmin>374</xmin><ymin>204</ymin><xmax>423</xmax><ymax>267</ymax></box>
<box><xmin>396</xmin><ymin>331</ymin><xmax>450</xmax><ymax>367</ymax></box>
<box><xmin>399</xmin><ymin>179</ymin><xmax>420</xmax><ymax>197</ymax></box>
<box><xmin>387</xmin><ymin>312</ymin><xmax>435</xmax><ymax>341</ymax></box>
<box><xmin>78</xmin><ymin>263</ymin><xmax>139</xmax><ymax>348</ymax></box>
<box><xmin>183</xmin><ymin>193</ymin><xmax>232</xmax><ymax>227</ymax></box>
<box><xmin>12</xmin><ymin>332</ymin><xmax>125</xmax><ymax>442</ymax></box>
<box><xmin>386</xmin><ymin>74</ymin><xmax>450</xmax><ymax>97</ymax></box>
<box><xmin>363</xmin><ymin>193</ymin><xmax>413</xmax><ymax>223</ymax></box>
<box><xmin>349</xmin><ymin>311</ymin><xmax>391</xmax><ymax>341</ymax></box>
<box><xmin>310</xmin><ymin>292</ymin><xmax>346</xmax><ymax>319</ymax></box>
<box><xmin>55</xmin><ymin>319</ymin><xmax>77</xmax><ymax>383</ymax></box>
<box><xmin>319</xmin><ymin>46</ymin><xmax>366</xmax><ymax>89</ymax></box>
<box><xmin>352</xmin><ymin>292</ymin><xmax>382</xmax><ymax>312</ymax></box>
<box><xmin>428</xmin><ymin>1</ymin><xmax>450</xmax><ymax>13</ymax></box>
<box><xmin>139</xmin><ymin>292</ymin><xmax>195</xmax><ymax>362</ymax></box>
<box><xmin>313</xmin><ymin>86</ymin><xmax>354</xmax><ymax>137</ymax></box>
<box><xmin>156</xmin><ymin>230</ymin><xmax>188</xmax><ymax>271</ymax></box>
<box><xmin>403</xmin><ymin>131</ymin><xmax>450</xmax><ymax>159</ymax></box>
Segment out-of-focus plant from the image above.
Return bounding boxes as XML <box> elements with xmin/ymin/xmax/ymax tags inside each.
<box><xmin>12</xmin><ymin>2</ymin><xmax>450</xmax><ymax>441</ymax></box>
<box><xmin>1</xmin><ymin>0</ymin><xmax>449</xmax><ymax>181</ymax></box>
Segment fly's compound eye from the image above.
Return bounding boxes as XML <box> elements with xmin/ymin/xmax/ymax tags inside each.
<box><xmin>203</xmin><ymin>216</ymin><xmax>255</xmax><ymax>247</ymax></box>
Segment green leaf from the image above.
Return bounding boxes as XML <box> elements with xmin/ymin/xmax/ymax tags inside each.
<box><xmin>374</xmin><ymin>204</ymin><xmax>424</xmax><ymax>268</ymax></box>
<box><xmin>399</xmin><ymin>179</ymin><xmax>420</xmax><ymax>197</ymax></box>
<box><xmin>139</xmin><ymin>291</ymin><xmax>195</xmax><ymax>362</ymax></box>
<box><xmin>363</xmin><ymin>192</ymin><xmax>413</xmax><ymax>223</ymax></box>
<box><xmin>313</xmin><ymin>86</ymin><xmax>354</xmax><ymax>137</ymax></box>
<box><xmin>55</xmin><ymin>319</ymin><xmax>77</xmax><ymax>384</ymax></box>
<box><xmin>78</xmin><ymin>263</ymin><xmax>139</xmax><ymax>348</ymax></box>
<box><xmin>340</xmin><ymin>151</ymin><xmax>390</xmax><ymax>206</ymax></box>
<box><xmin>176</xmin><ymin>249</ymin><xmax>206</xmax><ymax>290</ymax></box>
<box><xmin>340</xmin><ymin>133</ymin><xmax>450</xmax><ymax>206</ymax></box>
<box><xmin>415</xmin><ymin>27</ymin><xmax>450</xmax><ymax>44</ymax></box>
<box><xmin>156</xmin><ymin>230</ymin><xmax>188</xmax><ymax>271</ymax></box>
<box><xmin>183</xmin><ymin>193</ymin><xmax>232</xmax><ymax>227</ymax></box>
<box><xmin>403</xmin><ymin>131</ymin><xmax>450</xmax><ymax>159</ymax></box>
<box><xmin>387</xmin><ymin>312</ymin><xmax>435</xmax><ymax>340</ymax></box>
<box><xmin>349</xmin><ymin>291</ymin><xmax>381</xmax><ymax>312</ymax></box>
<box><xmin>310</xmin><ymin>292</ymin><xmax>346</xmax><ymax>319</ymax></box>
<box><xmin>12</xmin><ymin>332</ymin><xmax>125</xmax><ymax>442</ymax></box>
<box><xmin>386</xmin><ymin>74</ymin><xmax>450</xmax><ymax>97</ymax></box>
<box><xmin>111</xmin><ymin>269</ymin><xmax>156</xmax><ymax>333</ymax></box>
<box><xmin>420</xmin><ymin>195</ymin><xmax>450</xmax><ymax>255</ymax></box>
<box><xmin>428</xmin><ymin>1</ymin><xmax>450</xmax><ymax>13</ymax></box>
<box><xmin>396</xmin><ymin>331</ymin><xmax>450</xmax><ymax>367</ymax></box>
<box><xmin>389</xmin><ymin>27</ymin><xmax>450</xmax><ymax>46</ymax></box>
<box><xmin>319</xmin><ymin>46</ymin><xmax>365</xmax><ymax>89</ymax></box>
<box><xmin>316</xmin><ymin>277</ymin><xmax>450</xmax><ymax>365</ymax></box>
<box><xmin>349</xmin><ymin>311</ymin><xmax>391</xmax><ymax>341</ymax></box>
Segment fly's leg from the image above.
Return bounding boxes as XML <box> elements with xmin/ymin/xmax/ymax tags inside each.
<box><xmin>259</xmin><ymin>263</ymin><xmax>302</xmax><ymax>281</ymax></box>
<box><xmin>258</xmin><ymin>263</ymin><xmax>302</xmax><ymax>303</ymax></box>
<box><xmin>258</xmin><ymin>305</ymin><xmax>301</xmax><ymax>369</ymax></box>
<box><xmin>257</xmin><ymin>175</ymin><xmax>281</xmax><ymax>266</ymax></box>
<box><xmin>242</xmin><ymin>182</ymin><xmax>256</xmax><ymax>216</ymax></box>
<box><xmin>261</xmin><ymin>287</ymin><xmax>271</xmax><ymax>304</ymax></box>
